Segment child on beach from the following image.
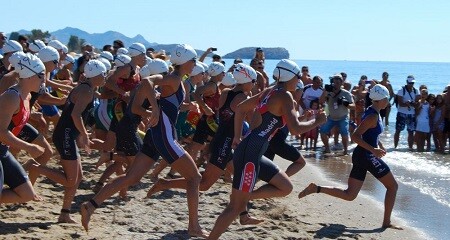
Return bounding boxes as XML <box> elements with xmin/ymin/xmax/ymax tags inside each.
<box><xmin>304</xmin><ymin>100</ymin><xmax>320</xmax><ymax>150</ymax></box>
<box><xmin>298</xmin><ymin>84</ymin><xmax>403</xmax><ymax>230</ymax></box>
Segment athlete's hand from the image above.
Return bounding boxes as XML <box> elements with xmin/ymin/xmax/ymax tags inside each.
<box><xmin>79</xmin><ymin>133</ymin><xmax>93</xmax><ymax>155</ymax></box>
<box><xmin>372</xmin><ymin>148</ymin><xmax>386</xmax><ymax>158</ymax></box>
<box><xmin>232</xmin><ymin>137</ymin><xmax>241</xmax><ymax>149</ymax></box>
<box><xmin>148</xmin><ymin>110</ymin><xmax>159</xmax><ymax>127</ymax></box>
<box><xmin>27</xmin><ymin>144</ymin><xmax>45</xmax><ymax>158</ymax></box>
<box><xmin>188</xmin><ymin>102</ymin><xmax>198</xmax><ymax>111</ymax></box>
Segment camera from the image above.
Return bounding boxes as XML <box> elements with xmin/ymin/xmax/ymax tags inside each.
<box><xmin>211</xmin><ymin>47</ymin><xmax>217</xmax><ymax>51</ymax></box>
<box><xmin>337</xmin><ymin>96</ymin><xmax>350</xmax><ymax>107</ymax></box>
<box><xmin>325</xmin><ymin>84</ymin><xmax>334</xmax><ymax>92</ymax></box>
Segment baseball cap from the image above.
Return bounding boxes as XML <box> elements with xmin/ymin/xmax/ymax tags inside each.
<box><xmin>272</xmin><ymin>59</ymin><xmax>300</xmax><ymax>82</ymax></box>
<box><xmin>97</xmin><ymin>57</ymin><xmax>112</xmax><ymax>71</ymax></box>
<box><xmin>406</xmin><ymin>75</ymin><xmax>416</xmax><ymax>83</ymax></box>
<box><xmin>222</xmin><ymin>72</ymin><xmax>236</xmax><ymax>86</ymax></box>
<box><xmin>61</xmin><ymin>55</ymin><xmax>75</xmax><ymax>66</ymax></box>
<box><xmin>330</xmin><ymin>73</ymin><xmax>343</xmax><ymax>81</ymax></box>
<box><xmin>84</xmin><ymin>60</ymin><xmax>107</xmax><ymax>78</ymax></box>
<box><xmin>369</xmin><ymin>84</ymin><xmax>390</xmax><ymax>101</ymax></box>
<box><xmin>29</xmin><ymin>40</ymin><xmax>46</xmax><ymax>53</ymax></box>
<box><xmin>170</xmin><ymin>44</ymin><xmax>197</xmax><ymax>65</ymax></box>
<box><xmin>2</xmin><ymin>40</ymin><xmax>23</xmax><ymax>54</ymax></box>
<box><xmin>100</xmin><ymin>51</ymin><xmax>114</xmax><ymax>61</ymax></box>
<box><xmin>256</xmin><ymin>47</ymin><xmax>263</xmax><ymax>52</ymax></box>
<box><xmin>128</xmin><ymin>43</ymin><xmax>146</xmax><ymax>57</ymax></box>
<box><xmin>147</xmin><ymin>58</ymin><xmax>169</xmax><ymax>75</ymax></box>
<box><xmin>37</xmin><ymin>46</ymin><xmax>60</xmax><ymax>63</ymax></box>
<box><xmin>15</xmin><ymin>53</ymin><xmax>45</xmax><ymax>79</ymax></box>
<box><xmin>208</xmin><ymin>62</ymin><xmax>225</xmax><ymax>77</ymax></box>
<box><xmin>233</xmin><ymin>63</ymin><xmax>257</xmax><ymax>84</ymax></box>
<box><xmin>114</xmin><ymin>54</ymin><xmax>131</xmax><ymax>67</ymax></box>
<box><xmin>190</xmin><ymin>62</ymin><xmax>205</xmax><ymax>77</ymax></box>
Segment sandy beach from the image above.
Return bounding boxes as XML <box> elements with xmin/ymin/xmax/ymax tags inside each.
<box><xmin>0</xmin><ymin>144</ymin><xmax>428</xmax><ymax>240</ymax></box>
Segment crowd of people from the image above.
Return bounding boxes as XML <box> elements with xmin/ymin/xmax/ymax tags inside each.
<box><xmin>1</xmin><ymin>31</ymin><xmax>449</xmax><ymax>238</ymax></box>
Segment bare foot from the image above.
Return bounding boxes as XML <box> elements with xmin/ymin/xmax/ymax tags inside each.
<box><xmin>239</xmin><ymin>214</ymin><xmax>264</xmax><ymax>225</ymax></box>
<box><xmin>145</xmin><ymin>179</ymin><xmax>166</xmax><ymax>198</ymax></box>
<box><xmin>58</xmin><ymin>213</ymin><xmax>77</xmax><ymax>224</ymax></box>
<box><xmin>298</xmin><ymin>183</ymin><xmax>318</xmax><ymax>199</ymax></box>
<box><xmin>33</xmin><ymin>194</ymin><xmax>43</xmax><ymax>202</ymax></box>
<box><xmin>188</xmin><ymin>228</ymin><xmax>209</xmax><ymax>238</ymax></box>
<box><xmin>23</xmin><ymin>159</ymin><xmax>40</xmax><ymax>172</ymax></box>
<box><xmin>382</xmin><ymin>223</ymin><xmax>403</xmax><ymax>230</ymax></box>
<box><xmin>80</xmin><ymin>202</ymin><xmax>95</xmax><ymax>231</ymax></box>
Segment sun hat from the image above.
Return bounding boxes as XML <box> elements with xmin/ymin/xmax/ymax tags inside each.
<box><xmin>14</xmin><ymin>53</ymin><xmax>45</xmax><ymax>79</ymax></box>
<box><xmin>170</xmin><ymin>44</ymin><xmax>197</xmax><ymax>65</ymax></box>
<box><xmin>190</xmin><ymin>62</ymin><xmax>205</xmax><ymax>77</ymax></box>
<box><xmin>272</xmin><ymin>59</ymin><xmax>301</xmax><ymax>82</ymax></box>
<box><xmin>233</xmin><ymin>63</ymin><xmax>256</xmax><ymax>84</ymax></box>
<box><xmin>61</xmin><ymin>55</ymin><xmax>75</xmax><ymax>66</ymax></box>
<box><xmin>208</xmin><ymin>62</ymin><xmax>225</xmax><ymax>77</ymax></box>
<box><xmin>114</xmin><ymin>54</ymin><xmax>131</xmax><ymax>67</ymax></box>
<box><xmin>147</xmin><ymin>58</ymin><xmax>169</xmax><ymax>75</ymax></box>
<box><xmin>369</xmin><ymin>84</ymin><xmax>390</xmax><ymax>101</ymax></box>
<box><xmin>37</xmin><ymin>46</ymin><xmax>60</xmax><ymax>63</ymax></box>
<box><xmin>29</xmin><ymin>40</ymin><xmax>46</xmax><ymax>53</ymax></box>
<box><xmin>84</xmin><ymin>59</ymin><xmax>107</xmax><ymax>78</ymax></box>
<box><xmin>100</xmin><ymin>51</ymin><xmax>114</xmax><ymax>61</ymax></box>
<box><xmin>222</xmin><ymin>72</ymin><xmax>236</xmax><ymax>86</ymax></box>
<box><xmin>97</xmin><ymin>57</ymin><xmax>112</xmax><ymax>71</ymax></box>
<box><xmin>2</xmin><ymin>40</ymin><xmax>23</xmax><ymax>54</ymax></box>
<box><xmin>128</xmin><ymin>43</ymin><xmax>146</xmax><ymax>57</ymax></box>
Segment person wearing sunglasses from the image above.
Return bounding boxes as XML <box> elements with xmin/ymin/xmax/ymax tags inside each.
<box><xmin>26</xmin><ymin>60</ymin><xmax>107</xmax><ymax>224</ymax></box>
<box><xmin>0</xmin><ymin>53</ymin><xmax>46</xmax><ymax>204</ymax></box>
<box><xmin>250</xmin><ymin>58</ymin><xmax>269</xmax><ymax>93</ymax></box>
<box><xmin>207</xmin><ymin>60</ymin><xmax>326</xmax><ymax>239</ymax></box>
<box><xmin>81</xmin><ymin>44</ymin><xmax>209</xmax><ymax>238</ymax></box>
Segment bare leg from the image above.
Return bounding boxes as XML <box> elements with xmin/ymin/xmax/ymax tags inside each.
<box><xmin>28</xmin><ymin>135</ymin><xmax>53</xmax><ymax>185</ymax></box>
<box><xmin>342</xmin><ymin>136</ymin><xmax>349</xmax><ymax>155</ymax></box>
<box><xmin>207</xmin><ymin>189</ymin><xmax>250</xmax><ymax>240</ymax></box>
<box><xmin>285</xmin><ymin>156</ymin><xmax>305</xmax><ymax>177</ymax></box>
<box><xmin>81</xmin><ymin>152</ymin><xmax>155</xmax><ymax>231</ymax></box>
<box><xmin>59</xmin><ymin>161</ymin><xmax>83</xmax><ymax>223</ymax></box>
<box><xmin>249</xmin><ymin>171</ymin><xmax>293</xmax><ymax>200</ymax></box>
<box><xmin>299</xmin><ymin>177</ymin><xmax>363</xmax><ymax>201</ymax></box>
<box><xmin>394</xmin><ymin>131</ymin><xmax>401</xmax><ymax>148</ymax></box>
<box><xmin>407</xmin><ymin>131</ymin><xmax>415</xmax><ymax>150</ymax></box>
<box><xmin>0</xmin><ymin>181</ymin><xmax>40</xmax><ymax>203</ymax></box>
<box><xmin>170</xmin><ymin>154</ymin><xmax>208</xmax><ymax>238</ymax></box>
<box><xmin>320</xmin><ymin>133</ymin><xmax>331</xmax><ymax>153</ymax></box>
<box><xmin>377</xmin><ymin>172</ymin><xmax>402</xmax><ymax>229</ymax></box>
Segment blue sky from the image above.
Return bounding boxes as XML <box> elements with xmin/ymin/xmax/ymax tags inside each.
<box><xmin>2</xmin><ymin>0</ymin><xmax>450</xmax><ymax>62</ymax></box>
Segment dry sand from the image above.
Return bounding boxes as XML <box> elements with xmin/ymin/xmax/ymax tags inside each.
<box><xmin>0</xmin><ymin>148</ymin><xmax>427</xmax><ymax>239</ymax></box>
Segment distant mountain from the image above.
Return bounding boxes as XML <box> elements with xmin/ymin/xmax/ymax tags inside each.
<box><xmin>10</xmin><ymin>27</ymin><xmax>157</xmax><ymax>49</ymax></box>
<box><xmin>223</xmin><ymin>47</ymin><xmax>290</xmax><ymax>59</ymax></box>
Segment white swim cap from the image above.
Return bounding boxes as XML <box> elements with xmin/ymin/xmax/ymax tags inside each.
<box><xmin>100</xmin><ymin>51</ymin><xmax>114</xmax><ymax>61</ymax></box>
<box><xmin>9</xmin><ymin>51</ymin><xmax>27</xmax><ymax>69</ymax></box>
<box><xmin>2</xmin><ymin>40</ymin><xmax>23</xmax><ymax>54</ymax></box>
<box><xmin>117</xmin><ymin>47</ymin><xmax>128</xmax><ymax>55</ymax></box>
<box><xmin>233</xmin><ymin>63</ymin><xmax>257</xmax><ymax>84</ymax></box>
<box><xmin>84</xmin><ymin>60</ymin><xmax>107</xmax><ymax>78</ymax></box>
<box><xmin>29</xmin><ymin>40</ymin><xmax>46</xmax><ymax>53</ymax></box>
<box><xmin>47</xmin><ymin>40</ymin><xmax>66</xmax><ymax>51</ymax></box>
<box><xmin>15</xmin><ymin>53</ymin><xmax>46</xmax><ymax>79</ymax></box>
<box><xmin>222</xmin><ymin>72</ymin><xmax>236</xmax><ymax>86</ymax></box>
<box><xmin>170</xmin><ymin>44</ymin><xmax>197</xmax><ymax>65</ymax></box>
<box><xmin>128</xmin><ymin>43</ymin><xmax>146</xmax><ymax>57</ymax></box>
<box><xmin>114</xmin><ymin>54</ymin><xmax>131</xmax><ymax>67</ymax></box>
<box><xmin>61</xmin><ymin>55</ymin><xmax>75</xmax><ymax>66</ymax></box>
<box><xmin>208</xmin><ymin>62</ymin><xmax>225</xmax><ymax>77</ymax></box>
<box><xmin>273</xmin><ymin>59</ymin><xmax>300</xmax><ymax>82</ymax></box>
<box><xmin>190</xmin><ymin>62</ymin><xmax>205</xmax><ymax>77</ymax></box>
<box><xmin>97</xmin><ymin>57</ymin><xmax>112</xmax><ymax>71</ymax></box>
<box><xmin>37</xmin><ymin>46</ymin><xmax>60</xmax><ymax>63</ymax></box>
<box><xmin>147</xmin><ymin>58</ymin><xmax>169</xmax><ymax>75</ymax></box>
<box><xmin>369</xmin><ymin>84</ymin><xmax>390</xmax><ymax>101</ymax></box>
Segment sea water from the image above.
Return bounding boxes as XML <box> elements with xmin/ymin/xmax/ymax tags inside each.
<box><xmin>219</xmin><ymin>59</ymin><xmax>450</xmax><ymax>240</ymax></box>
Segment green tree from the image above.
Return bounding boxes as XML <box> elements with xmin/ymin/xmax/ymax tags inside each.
<box><xmin>67</xmin><ymin>35</ymin><xmax>79</xmax><ymax>52</ymax></box>
<box><xmin>27</xmin><ymin>29</ymin><xmax>51</xmax><ymax>41</ymax></box>
<box><xmin>8</xmin><ymin>32</ymin><xmax>20</xmax><ymax>41</ymax></box>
